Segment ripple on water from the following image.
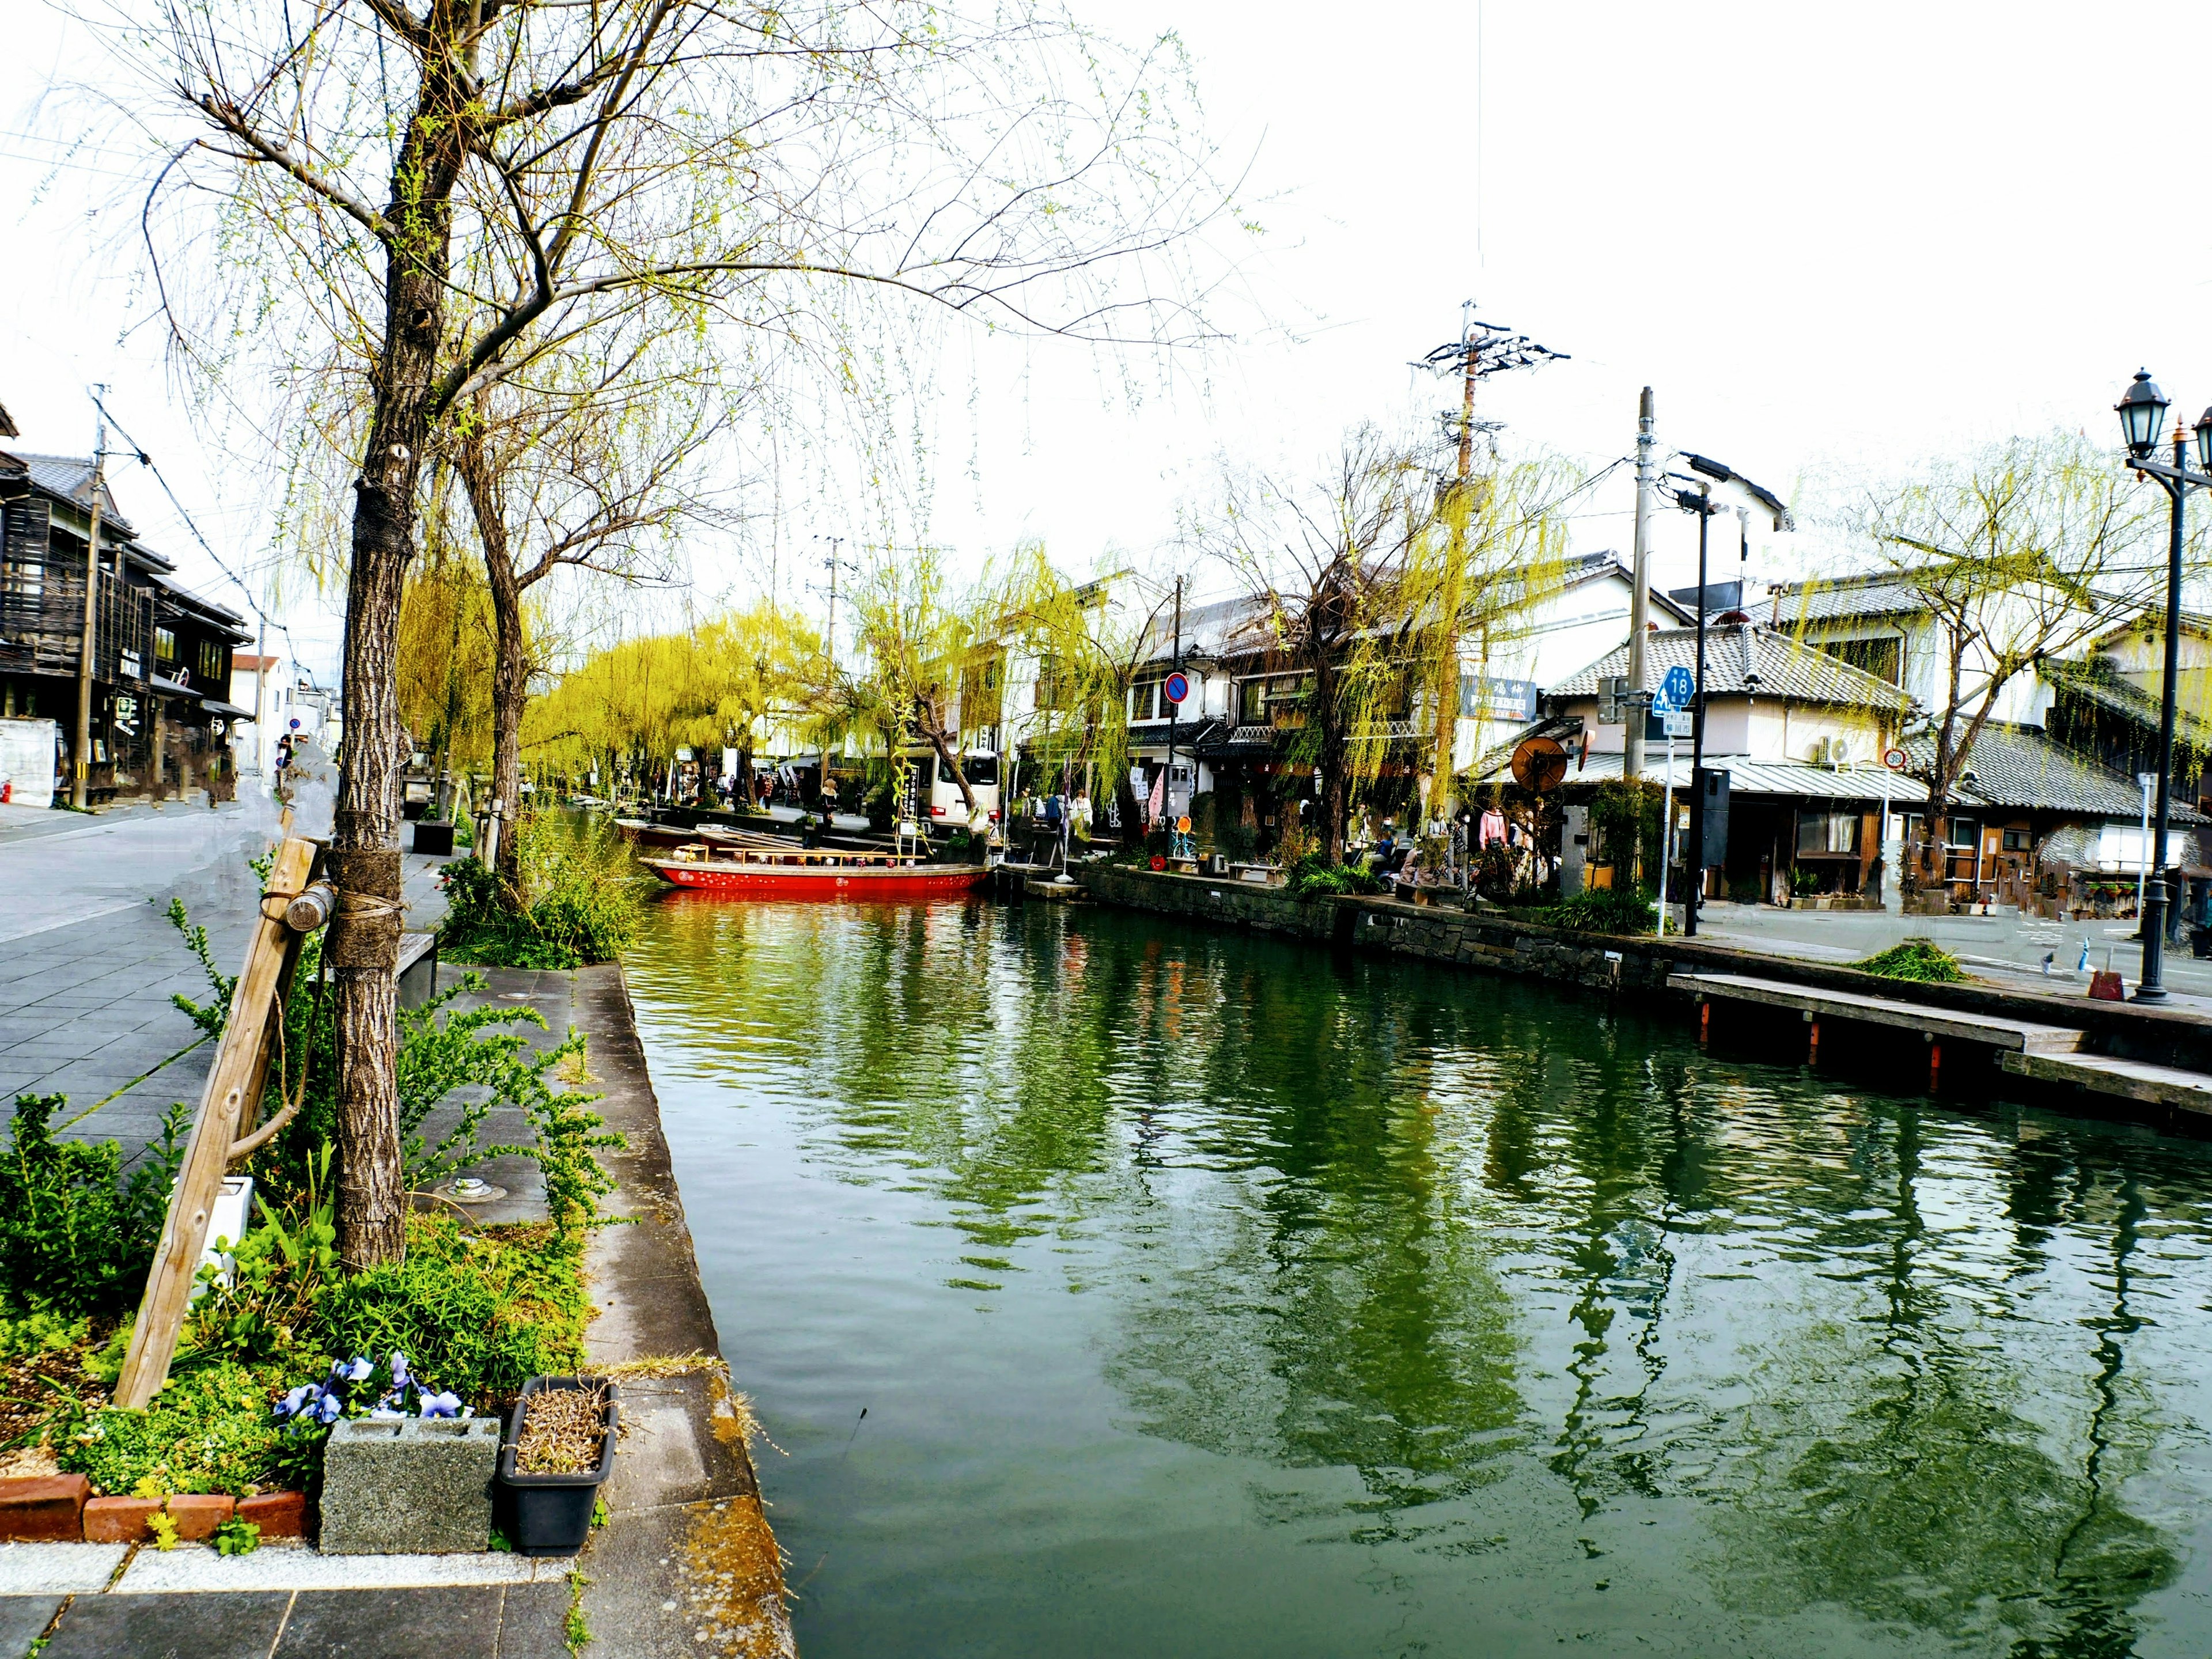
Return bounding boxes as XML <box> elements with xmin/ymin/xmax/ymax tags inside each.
<box><xmin>626</xmin><ymin>893</ymin><xmax>2212</xmax><ymax>1659</ymax></box>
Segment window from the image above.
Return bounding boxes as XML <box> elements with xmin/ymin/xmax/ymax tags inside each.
<box><xmin>155</xmin><ymin>626</ymin><xmax>177</xmax><ymax>665</ymax></box>
<box><xmin>199</xmin><ymin>639</ymin><xmax>226</xmax><ymax>687</ymax></box>
<box><xmin>1131</xmin><ymin>678</ymin><xmax>1164</xmax><ymax>722</ymax></box>
<box><xmin>1822</xmin><ymin>636</ymin><xmax>1904</xmax><ymax>685</ymax></box>
<box><xmin>1238</xmin><ymin>679</ymin><xmax>1266</xmax><ymax>722</ymax></box>
<box><xmin>1796</xmin><ymin>810</ymin><xmax>1861</xmax><ymax>855</ymax></box>
<box><xmin>956</xmin><ymin>755</ymin><xmax>999</xmax><ymax>787</ymax></box>
<box><xmin>2002</xmin><ymin>828</ymin><xmax>2029</xmax><ymax>853</ymax></box>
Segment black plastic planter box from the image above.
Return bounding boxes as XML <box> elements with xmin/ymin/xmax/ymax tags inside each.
<box><xmin>498</xmin><ymin>1376</ymin><xmax>620</xmax><ymax>1556</ymax></box>
<box><xmin>412</xmin><ymin>819</ymin><xmax>455</xmax><ymax>855</ymax></box>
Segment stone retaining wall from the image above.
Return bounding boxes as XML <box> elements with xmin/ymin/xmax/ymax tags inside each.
<box><xmin>1075</xmin><ymin>865</ymin><xmax>2212</xmax><ymax>1070</ymax></box>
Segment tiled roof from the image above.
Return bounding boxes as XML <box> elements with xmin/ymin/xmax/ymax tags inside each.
<box><xmin>12</xmin><ymin>453</ymin><xmax>137</xmax><ymax>535</ymax></box>
<box><xmin>2044</xmin><ymin>656</ymin><xmax>2212</xmax><ymax>747</ymax></box>
<box><xmin>1905</xmin><ymin>724</ymin><xmax>2206</xmax><ymax>823</ymax></box>
<box><xmin>1548</xmin><ymin>623</ymin><xmax>1911</xmax><ymax>714</ymax></box>
<box><xmin>1469</xmin><ymin>740</ymin><xmax>1905</xmax><ymax>801</ymax></box>
<box><xmin>1768</xmin><ymin>575</ymin><xmax>1927</xmax><ymax>626</ymax></box>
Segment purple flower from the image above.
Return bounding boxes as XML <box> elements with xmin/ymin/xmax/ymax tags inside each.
<box><xmin>274</xmin><ymin>1385</ymin><xmax>311</xmax><ymax>1421</ymax></box>
<box><xmin>340</xmin><ymin>1355</ymin><xmax>374</xmax><ymax>1385</ymax></box>
<box><xmin>389</xmin><ymin>1351</ymin><xmax>412</xmax><ymax>1389</ymax></box>
<box><xmin>418</xmin><ymin>1391</ymin><xmax>465</xmax><ymax>1419</ymax></box>
<box><xmin>312</xmin><ymin>1391</ymin><xmax>342</xmax><ymax>1426</ymax></box>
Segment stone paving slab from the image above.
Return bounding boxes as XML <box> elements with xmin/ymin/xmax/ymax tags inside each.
<box><xmin>24</xmin><ymin>1583</ymin><xmax>570</xmax><ymax>1659</ymax></box>
<box><xmin>116</xmin><ymin>1543</ymin><xmax>546</xmax><ymax>1592</ymax></box>
<box><xmin>0</xmin><ymin>1543</ymin><xmax>127</xmax><ymax>1593</ymax></box>
<box><xmin>0</xmin><ymin>1597</ymin><xmax>58</xmax><ymax>1656</ymax></box>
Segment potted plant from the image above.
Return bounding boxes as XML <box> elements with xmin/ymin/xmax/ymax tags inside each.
<box><xmin>498</xmin><ymin>1376</ymin><xmax>619</xmax><ymax>1556</ymax></box>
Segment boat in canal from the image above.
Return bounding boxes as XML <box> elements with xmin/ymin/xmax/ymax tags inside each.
<box><xmin>640</xmin><ymin>844</ymin><xmax>991</xmax><ymax>899</ymax></box>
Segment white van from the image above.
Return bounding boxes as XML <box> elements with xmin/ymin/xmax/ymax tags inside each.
<box><xmin>903</xmin><ymin>749</ymin><xmax>1001</xmax><ymax>831</ymax></box>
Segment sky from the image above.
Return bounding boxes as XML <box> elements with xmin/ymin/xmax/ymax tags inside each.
<box><xmin>6</xmin><ymin>1</ymin><xmax>2212</xmax><ymax>678</ymax></box>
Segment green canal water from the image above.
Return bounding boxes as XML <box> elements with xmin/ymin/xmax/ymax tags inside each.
<box><xmin>622</xmin><ymin>894</ymin><xmax>2212</xmax><ymax>1658</ymax></box>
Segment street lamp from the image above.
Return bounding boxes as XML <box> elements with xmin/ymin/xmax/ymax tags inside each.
<box><xmin>2109</xmin><ymin>369</ymin><xmax>2212</xmax><ymax>999</ymax></box>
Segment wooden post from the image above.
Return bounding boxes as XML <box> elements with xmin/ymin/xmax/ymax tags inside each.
<box><xmin>1929</xmin><ymin>1041</ymin><xmax>1942</xmax><ymax>1094</ymax></box>
<box><xmin>114</xmin><ymin>833</ymin><xmax>320</xmax><ymax>1408</ymax></box>
<box><xmin>1698</xmin><ymin>1001</ymin><xmax>1711</xmax><ymax>1048</ymax></box>
<box><xmin>1806</xmin><ymin>1015</ymin><xmax>1820</xmax><ymax>1066</ymax></box>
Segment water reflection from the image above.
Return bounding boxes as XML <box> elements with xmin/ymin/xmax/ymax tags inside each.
<box><xmin>626</xmin><ymin>893</ymin><xmax>2212</xmax><ymax>1657</ymax></box>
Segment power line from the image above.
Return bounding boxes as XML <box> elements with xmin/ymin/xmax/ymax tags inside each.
<box><xmin>86</xmin><ymin>392</ymin><xmax>318</xmax><ymax>683</ymax></box>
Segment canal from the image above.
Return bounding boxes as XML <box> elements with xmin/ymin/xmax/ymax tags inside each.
<box><xmin>623</xmin><ymin>893</ymin><xmax>2212</xmax><ymax>1658</ymax></box>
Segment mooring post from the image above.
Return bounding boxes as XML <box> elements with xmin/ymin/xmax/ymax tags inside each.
<box><xmin>1929</xmin><ymin>1040</ymin><xmax>1942</xmax><ymax>1094</ymax></box>
<box><xmin>1806</xmin><ymin>1013</ymin><xmax>1820</xmax><ymax>1066</ymax></box>
<box><xmin>1698</xmin><ymin>1000</ymin><xmax>1710</xmax><ymax>1048</ymax></box>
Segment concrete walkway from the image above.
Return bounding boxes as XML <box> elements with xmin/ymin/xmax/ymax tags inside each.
<box><xmin>0</xmin><ymin>800</ymin><xmax>452</xmax><ymax>1160</ymax></box>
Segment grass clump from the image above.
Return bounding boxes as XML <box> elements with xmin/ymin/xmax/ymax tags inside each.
<box><xmin>1856</xmin><ymin>936</ymin><xmax>1967</xmax><ymax>983</ymax></box>
<box><xmin>440</xmin><ymin>813</ymin><xmax>641</xmax><ymax>969</ymax></box>
<box><xmin>1286</xmin><ymin>851</ymin><xmax>1385</xmax><ymax>901</ymax></box>
<box><xmin>1535</xmin><ymin>887</ymin><xmax>1658</xmax><ymax>935</ymax></box>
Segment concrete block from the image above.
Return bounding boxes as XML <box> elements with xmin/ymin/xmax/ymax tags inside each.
<box><xmin>320</xmin><ymin>1416</ymin><xmax>500</xmax><ymax>1555</ymax></box>
<box><xmin>237</xmin><ymin>1490</ymin><xmax>307</xmax><ymax>1538</ymax></box>
<box><xmin>0</xmin><ymin>1476</ymin><xmax>87</xmax><ymax>1541</ymax></box>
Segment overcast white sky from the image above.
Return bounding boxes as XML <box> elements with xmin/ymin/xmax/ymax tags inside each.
<box><xmin>7</xmin><ymin>1</ymin><xmax>2212</xmax><ymax>677</ymax></box>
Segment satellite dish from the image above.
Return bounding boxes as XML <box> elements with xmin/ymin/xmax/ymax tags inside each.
<box><xmin>1510</xmin><ymin>736</ymin><xmax>1569</xmax><ymax>794</ymax></box>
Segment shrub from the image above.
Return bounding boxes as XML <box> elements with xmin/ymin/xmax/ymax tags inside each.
<box><xmin>1536</xmin><ymin>887</ymin><xmax>1658</xmax><ymax>934</ymax></box>
<box><xmin>0</xmin><ymin>1094</ymin><xmax>189</xmax><ymax>1317</ymax></box>
<box><xmin>1856</xmin><ymin>937</ymin><xmax>1966</xmax><ymax>983</ymax></box>
<box><xmin>1285</xmin><ymin>851</ymin><xmax>1385</xmax><ymax>900</ymax></box>
<box><xmin>59</xmin><ymin>1358</ymin><xmax>290</xmax><ymax>1497</ymax></box>
<box><xmin>440</xmin><ymin>814</ymin><xmax>641</xmax><ymax>969</ymax></box>
<box><xmin>313</xmin><ymin>1217</ymin><xmax>589</xmax><ymax>1411</ymax></box>
<box><xmin>1589</xmin><ymin>778</ymin><xmax>1664</xmax><ymax>884</ymax></box>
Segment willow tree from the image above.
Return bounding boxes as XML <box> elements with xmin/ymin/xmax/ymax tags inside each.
<box><xmin>1828</xmin><ymin>433</ymin><xmax>2158</xmax><ymax>896</ymax></box>
<box><xmin>451</xmin><ymin>328</ymin><xmax>717</xmax><ymax>882</ymax></box>
<box><xmin>1193</xmin><ymin>425</ymin><xmax>1452</xmax><ymax>863</ymax></box>
<box><xmin>125</xmin><ymin>1</ymin><xmax>1238</xmax><ymax>1265</ymax></box>
<box><xmin>393</xmin><ymin>512</ymin><xmax>497</xmax><ymax>810</ymax></box>
<box><xmin>839</xmin><ymin>548</ymin><xmax>993</xmax><ymax>822</ymax></box>
<box><xmin>999</xmin><ymin>547</ymin><xmax>1176</xmax><ymax>836</ymax></box>
<box><xmin>672</xmin><ymin>605</ymin><xmax>822</xmax><ymax>798</ymax></box>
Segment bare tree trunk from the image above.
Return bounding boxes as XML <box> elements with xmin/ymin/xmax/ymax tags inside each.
<box><xmin>456</xmin><ymin>427</ymin><xmax>528</xmax><ymax>892</ymax></box>
<box><xmin>328</xmin><ymin>81</ymin><xmax>467</xmax><ymax>1273</ymax></box>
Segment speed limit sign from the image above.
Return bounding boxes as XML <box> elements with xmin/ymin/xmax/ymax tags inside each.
<box><xmin>1883</xmin><ymin>747</ymin><xmax>1908</xmax><ymax>771</ymax></box>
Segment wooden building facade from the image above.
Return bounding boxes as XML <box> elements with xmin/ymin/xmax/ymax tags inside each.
<box><xmin>0</xmin><ymin>452</ymin><xmax>252</xmax><ymax>802</ymax></box>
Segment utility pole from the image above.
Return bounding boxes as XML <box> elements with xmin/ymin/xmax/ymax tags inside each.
<box><xmin>817</xmin><ymin>535</ymin><xmax>846</xmax><ymax>672</ymax></box>
<box><xmin>1167</xmin><ymin>575</ymin><xmax>1183</xmax><ymax>825</ymax></box>
<box><xmin>72</xmin><ymin>392</ymin><xmax>109</xmax><ymax>810</ymax></box>
<box><xmin>1623</xmin><ymin>387</ymin><xmax>1655</xmax><ymax>787</ymax></box>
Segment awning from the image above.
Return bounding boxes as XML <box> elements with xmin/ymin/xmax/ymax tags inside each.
<box><xmin>200</xmin><ymin>699</ymin><xmax>255</xmax><ymax>719</ymax></box>
<box><xmin>149</xmin><ymin>675</ymin><xmax>193</xmax><ymax>696</ymax></box>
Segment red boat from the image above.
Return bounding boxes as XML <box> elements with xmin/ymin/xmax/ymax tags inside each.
<box><xmin>641</xmin><ymin>846</ymin><xmax>991</xmax><ymax>899</ymax></box>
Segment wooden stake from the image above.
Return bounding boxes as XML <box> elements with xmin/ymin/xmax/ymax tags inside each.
<box><xmin>115</xmin><ymin>833</ymin><xmax>320</xmax><ymax>1408</ymax></box>
<box><xmin>1699</xmin><ymin>1001</ymin><xmax>1710</xmax><ymax>1047</ymax></box>
<box><xmin>1807</xmin><ymin>1017</ymin><xmax>1820</xmax><ymax>1066</ymax></box>
<box><xmin>1929</xmin><ymin>1041</ymin><xmax>1942</xmax><ymax>1094</ymax></box>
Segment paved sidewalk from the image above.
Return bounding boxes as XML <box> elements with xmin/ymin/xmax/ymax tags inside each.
<box><xmin>1692</xmin><ymin>899</ymin><xmax>2212</xmax><ymax>1007</ymax></box>
<box><xmin>0</xmin><ymin>802</ymin><xmax>452</xmax><ymax>1161</ymax></box>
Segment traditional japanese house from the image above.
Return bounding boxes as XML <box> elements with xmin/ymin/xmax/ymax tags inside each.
<box><xmin>0</xmin><ymin>451</ymin><xmax>252</xmax><ymax>802</ymax></box>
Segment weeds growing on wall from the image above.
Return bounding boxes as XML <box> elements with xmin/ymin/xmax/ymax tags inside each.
<box><xmin>1286</xmin><ymin>852</ymin><xmax>1386</xmax><ymax>900</ymax></box>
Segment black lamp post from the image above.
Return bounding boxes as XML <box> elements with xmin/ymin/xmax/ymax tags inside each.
<box><xmin>1671</xmin><ymin>483</ymin><xmax>1721</xmax><ymax>935</ymax></box>
<box><xmin>2112</xmin><ymin>369</ymin><xmax>2212</xmax><ymax>1000</ymax></box>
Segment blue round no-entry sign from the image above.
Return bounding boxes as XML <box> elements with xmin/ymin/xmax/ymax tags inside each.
<box><xmin>1657</xmin><ymin>666</ymin><xmax>1695</xmax><ymax>711</ymax></box>
<box><xmin>1164</xmin><ymin>672</ymin><xmax>1190</xmax><ymax>706</ymax></box>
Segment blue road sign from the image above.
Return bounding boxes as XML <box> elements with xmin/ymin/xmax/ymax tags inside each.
<box><xmin>1163</xmin><ymin>672</ymin><xmax>1190</xmax><ymax>706</ymax></box>
<box><xmin>1657</xmin><ymin>666</ymin><xmax>1695</xmax><ymax>712</ymax></box>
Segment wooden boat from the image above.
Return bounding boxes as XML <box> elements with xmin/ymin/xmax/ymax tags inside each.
<box><xmin>641</xmin><ymin>844</ymin><xmax>991</xmax><ymax>899</ymax></box>
<box><xmin>616</xmin><ymin>815</ymin><xmax>700</xmax><ymax>852</ymax></box>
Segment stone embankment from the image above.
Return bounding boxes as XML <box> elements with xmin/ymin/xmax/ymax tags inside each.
<box><xmin>1078</xmin><ymin>865</ymin><xmax>2212</xmax><ymax>1126</ymax></box>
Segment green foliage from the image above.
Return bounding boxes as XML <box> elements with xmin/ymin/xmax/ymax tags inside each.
<box><xmin>1791</xmin><ymin>865</ymin><xmax>1823</xmax><ymax>897</ymax></box>
<box><xmin>1215</xmin><ymin>821</ymin><xmax>1258</xmax><ymax>863</ymax></box>
<box><xmin>440</xmin><ymin>815</ymin><xmax>642</xmax><ymax>969</ymax></box>
<box><xmin>313</xmin><ymin>1216</ymin><xmax>589</xmax><ymax>1410</ymax></box>
<box><xmin>169</xmin><ymin>882</ymin><xmax>594</xmax><ymax>1207</ymax></box>
<box><xmin>1286</xmin><ymin>851</ymin><xmax>1386</xmax><ymax>900</ymax></box>
<box><xmin>1536</xmin><ymin>887</ymin><xmax>1658</xmax><ymax>934</ymax></box>
<box><xmin>1589</xmin><ymin>778</ymin><xmax>1663</xmax><ymax>884</ymax></box>
<box><xmin>0</xmin><ymin>1309</ymin><xmax>93</xmax><ymax>1361</ymax></box>
<box><xmin>0</xmin><ymin>1094</ymin><xmax>190</xmax><ymax>1318</ymax></box>
<box><xmin>163</xmin><ymin>897</ymin><xmax>234</xmax><ymax>1039</ymax></box>
<box><xmin>59</xmin><ymin>1358</ymin><xmax>290</xmax><ymax>1497</ymax></box>
<box><xmin>213</xmin><ymin>1516</ymin><xmax>262</xmax><ymax>1556</ymax></box>
<box><xmin>184</xmin><ymin>1146</ymin><xmax>340</xmax><ymax>1365</ymax></box>
<box><xmin>1856</xmin><ymin>937</ymin><xmax>1967</xmax><ymax>983</ymax></box>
